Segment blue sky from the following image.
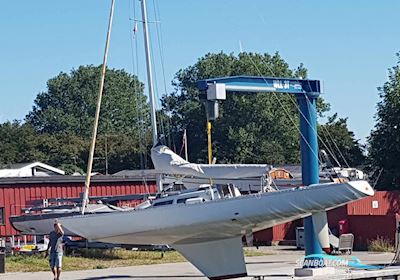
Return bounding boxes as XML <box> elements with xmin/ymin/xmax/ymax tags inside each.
<box><xmin>0</xmin><ymin>1</ymin><xmax>399</xmax><ymax>144</ymax></box>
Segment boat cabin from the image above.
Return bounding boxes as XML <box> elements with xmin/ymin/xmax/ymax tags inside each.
<box><xmin>135</xmin><ymin>183</ymin><xmax>242</xmax><ymax>210</ymax></box>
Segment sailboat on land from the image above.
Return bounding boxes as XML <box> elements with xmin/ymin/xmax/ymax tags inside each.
<box><xmin>10</xmin><ymin>1</ymin><xmax>374</xmax><ymax>279</ymax></box>
<box><xmin>61</xmin><ymin>179</ymin><xmax>373</xmax><ymax>279</ymax></box>
<box><xmin>59</xmin><ymin>2</ymin><xmax>375</xmax><ymax>279</ymax></box>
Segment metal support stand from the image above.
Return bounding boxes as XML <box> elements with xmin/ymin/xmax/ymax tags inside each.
<box><xmin>0</xmin><ymin>240</ymin><xmax>5</xmax><ymax>273</ymax></box>
<box><xmin>393</xmin><ymin>223</ymin><xmax>400</xmax><ymax>264</ymax></box>
<box><xmin>0</xmin><ymin>251</ymin><xmax>4</xmax><ymax>274</ymax></box>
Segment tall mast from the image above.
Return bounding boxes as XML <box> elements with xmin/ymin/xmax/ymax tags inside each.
<box><xmin>81</xmin><ymin>0</ymin><xmax>115</xmax><ymax>214</ymax></box>
<box><xmin>140</xmin><ymin>0</ymin><xmax>162</xmax><ymax>192</ymax></box>
<box><xmin>140</xmin><ymin>0</ymin><xmax>158</xmax><ymax>146</ymax></box>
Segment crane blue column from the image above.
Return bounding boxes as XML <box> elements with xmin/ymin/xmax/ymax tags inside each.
<box><xmin>297</xmin><ymin>94</ymin><xmax>324</xmax><ymax>259</ymax></box>
<box><xmin>197</xmin><ymin>76</ymin><xmax>325</xmax><ymax>266</ymax></box>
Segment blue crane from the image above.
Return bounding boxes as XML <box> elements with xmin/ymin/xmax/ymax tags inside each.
<box><xmin>196</xmin><ymin>75</ymin><xmax>325</xmax><ymax>266</ymax></box>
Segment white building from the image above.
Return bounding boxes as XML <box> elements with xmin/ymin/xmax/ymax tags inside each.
<box><xmin>0</xmin><ymin>162</ymin><xmax>65</xmax><ymax>177</ymax></box>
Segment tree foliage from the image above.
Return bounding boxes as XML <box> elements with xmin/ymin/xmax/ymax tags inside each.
<box><xmin>26</xmin><ymin>65</ymin><xmax>149</xmax><ymax>137</ymax></box>
<box><xmin>318</xmin><ymin>114</ymin><xmax>365</xmax><ymax>168</ymax></box>
<box><xmin>0</xmin><ymin>121</ymin><xmax>40</xmax><ymax>166</ymax></box>
<box><xmin>1</xmin><ymin>66</ymin><xmax>151</xmax><ymax>174</ymax></box>
<box><xmin>368</xmin><ymin>53</ymin><xmax>400</xmax><ymax>190</ymax></box>
<box><xmin>0</xmin><ymin>121</ymin><xmax>82</xmax><ymax>168</ymax></box>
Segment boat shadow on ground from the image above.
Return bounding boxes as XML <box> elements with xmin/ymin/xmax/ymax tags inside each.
<box><xmin>81</xmin><ymin>276</ymin><xmax>204</xmax><ymax>280</ymax></box>
<box><xmin>81</xmin><ymin>275</ymin><xmax>294</xmax><ymax>280</ymax></box>
<box><xmin>246</xmin><ymin>260</ymin><xmax>289</xmax><ymax>265</ymax></box>
<box><xmin>81</xmin><ymin>276</ymin><xmax>133</xmax><ymax>280</ymax></box>
<box><xmin>249</xmin><ymin>274</ymin><xmax>292</xmax><ymax>278</ymax></box>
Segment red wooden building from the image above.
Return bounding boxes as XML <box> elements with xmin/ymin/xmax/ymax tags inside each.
<box><xmin>0</xmin><ymin>175</ymin><xmax>157</xmax><ymax>237</ymax></box>
<box><xmin>254</xmin><ymin>190</ymin><xmax>400</xmax><ymax>249</ymax></box>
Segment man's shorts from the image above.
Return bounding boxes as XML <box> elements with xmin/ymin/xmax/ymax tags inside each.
<box><xmin>49</xmin><ymin>253</ymin><xmax>63</xmax><ymax>268</ymax></box>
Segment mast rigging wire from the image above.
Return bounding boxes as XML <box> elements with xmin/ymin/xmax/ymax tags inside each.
<box><xmin>300</xmin><ymin>76</ymin><xmax>351</xmax><ymax>168</ymax></box>
<box><xmin>129</xmin><ymin>0</ymin><xmax>148</xmax><ymax>168</ymax></box>
<box><xmin>257</xmin><ymin>14</ymin><xmax>351</xmax><ymax>168</ymax></box>
<box><xmin>260</xmin><ymin>56</ymin><xmax>346</xmax><ymax>169</ymax></box>
<box><xmin>146</xmin><ymin>8</ymin><xmax>168</xmax><ymax>146</ymax></box>
<box><xmin>243</xmin><ymin>54</ymin><xmax>341</xmax><ymax>181</ymax></box>
<box><xmin>152</xmin><ymin>0</ymin><xmax>174</xmax><ymax>148</ymax></box>
<box><xmin>294</xmin><ymin>67</ymin><xmax>351</xmax><ymax>168</ymax></box>
<box><xmin>251</xmin><ymin>54</ymin><xmax>351</xmax><ymax>174</ymax></box>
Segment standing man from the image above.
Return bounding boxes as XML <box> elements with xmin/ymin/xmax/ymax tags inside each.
<box><xmin>45</xmin><ymin>220</ymin><xmax>64</xmax><ymax>280</ymax></box>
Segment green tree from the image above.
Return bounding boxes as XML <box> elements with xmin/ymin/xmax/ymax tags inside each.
<box><xmin>162</xmin><ymin>52</ymin><xmax>331</xmax><ymax>164</ymax></box>
<box><xmin>26</xmin><ymin>65</ymin><xmax>149</xmax><ymax>137</ymax></box>
<box><xmin>318</xmin><ymin>114</ymin><xmax>365</xmax><ymax>168</ymax></box>
<box><xmin>0</xmin><ymin>121</ymin><xmax>40</xmax><ymax>166</ymax></box>
<box><xmin>0</xmin><ymin>65</ymin><xmax>152</xmax><ymax>173</ymax></box>
<box><xmin>0</xmin><ymin>121</ymin><xmax>89</xmax><ymax>173</ymax></box>
<box><xmin>368</xmin><ymin>53</ymin><xmax>400</xmax><ymax>190</ymax></box>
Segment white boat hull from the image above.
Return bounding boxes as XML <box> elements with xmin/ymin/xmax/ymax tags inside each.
<box><xmin>60</xmin><ymin>181</ymin><xmax>373</xmax><ymax>245</ymax></box>
<box><xmin>10</xmin><ymin>204</ymin><xmax>122</xmax><ymax>236</ymax></box>
<box><xmin>11</xmin><ymin>212</ymin><xmax>80</xmax><ymax>236</ymax></box>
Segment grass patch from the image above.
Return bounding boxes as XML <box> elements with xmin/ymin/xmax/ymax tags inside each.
<box><xmin>5</xmin><ymin>254</ymin><xmax>49</xmax><ymax>272</ymax></box>
<box><xmin>368</xmin><ymin>237</ymin><xmax>394</xmax><ymax>252</ymax></box>
<box><xmin>5</xmin><ymin>249</ymin><xmax>267</xmax><ymax>273</ymax></box>
<box><xmin>6</xmin><ymin>251</ymin><xmax>183</xmax><ymax>273</ymax></box>
<box><xmin>243</xmin><ymin>249</ymin><xmax>270</xmax><ymax>257</ymax></box>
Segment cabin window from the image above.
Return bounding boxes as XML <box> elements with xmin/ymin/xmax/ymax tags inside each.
<box><xmin>0</xmin><ymin>207</ymin><xmax>4</xmax><ymax>225</ymax></box>
<box><xmin>153</xmin><ymin>200</ymin><xmax>173</xmax><ymax>207</ymax></box>
<box><xmin>177</xmin><ymin>196</ymin><xmax>198</xmax><ymax>204</ymax></box>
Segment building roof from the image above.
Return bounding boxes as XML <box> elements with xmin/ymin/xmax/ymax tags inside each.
<box><xmin>275</xmin><ymin>165</ymin><xmax>302</xmax><ymax>178</ymax></box>
<box><xmin>113</xmin><ymin>169</ymin><xmax>160</xmax><ymax>177</ymax></box>
<box><xmin>5</xmin><ymin>163</ymin><xmax>33</xmax><ymax>169</ymax></box>
<box><xmin>0</xmin><ymin>162</ymin><xmax>65</xmax><ymax>178</ymax></box>
<box><xmin>0</xmin><ymin>174</ymin><xmax>156</xmax><ymax>186</ymax></box>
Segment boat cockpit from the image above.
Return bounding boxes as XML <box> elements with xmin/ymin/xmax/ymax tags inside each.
<box><xmin>135</xmin><ymin>183</ymin><xmax>242</xmax><ymax>210</ymax></box>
